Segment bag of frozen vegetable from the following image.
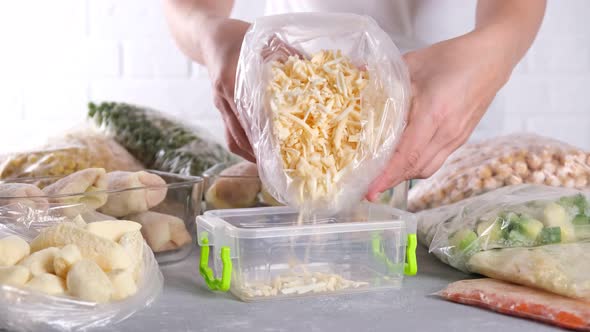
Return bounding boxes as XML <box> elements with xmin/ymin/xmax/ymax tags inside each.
<box><xmin>88</xmin><ymin>101</ymin><xmax>237</xmax><ymax>176</ymax></box>
<box><xmin>235</xmin><ymin>13</ymin><xmax>411</xmax><ymax>213</ymax></box>
<box><xmin>408</xmin><ymin>133</ymin><xmax>590</xmax><ymax>212</ymax></box>
<box><xmin>0</xmin><ymin>202</ymin><xmax>163</xmax><ymax>331</ymax></box>
<box><xmin>419</xmin><ymin>184</ymin><xmax>590</xmax><ymax>300</ymax></box>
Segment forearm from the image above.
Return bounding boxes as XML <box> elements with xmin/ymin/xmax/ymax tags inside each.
<box><xmin>163</xmin><ymin>0</ymin><xmax>235</xmax><ymax>65</ymax></box>
<box><xmin>475</xmin><ymin>0</ymin><xmax>546</xmax><ymax>69</ymax></box>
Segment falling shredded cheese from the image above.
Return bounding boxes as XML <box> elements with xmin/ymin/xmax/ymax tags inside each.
<box><xmin>269</xmin><ymin>50</ymin><xmax>369</xmax><ymax>204</ymax></box>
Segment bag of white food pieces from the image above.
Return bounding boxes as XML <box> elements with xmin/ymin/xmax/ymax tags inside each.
<box><xmin>0</xmin><ymin>203</ymin><xmax>163</xmax><ymax>332</ymax></box>
<box><xmin>235</xmin><ymin>13</ymin><xmax>411</xmax><ymax>213</ymax></box>
<box><xmin>418</xmin><ymin>184</ymin><xmax>590</xmax><ymax>300</ymax></box>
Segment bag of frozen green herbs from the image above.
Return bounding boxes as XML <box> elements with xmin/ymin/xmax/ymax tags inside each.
<box><xmin>419</xmin><ymin>184</ymin><xmax>590</xmax><ymax>300</ymax></box>
<box><xmin>88</xmin><ymin>102</ymin><xmax>237</xmax><ymax>176</ymax></box>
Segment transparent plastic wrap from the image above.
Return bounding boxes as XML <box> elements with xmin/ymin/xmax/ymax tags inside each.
<box><xmin>419</xmin><ymin>184</ymin><xmax>590</xmax><ymax>299</ymax></box>
<box><xmin>0</xmin><ymin>203</ymin><xmax>163</xmax><ymax>332</ymax></box>
<box><xmin>45</xmin><ymin>128</ymin><xmax>145</xmax><ymax>173</ymax></box>
<box><xmin>235</xmin><ymin>13</ymin><xmax>410</xmax><ymax>213</ymax></box>
<box><xmin>437</xmin><ymin>279</ymin><xmax>590</xmax><ymax>331</ymax></box>
<box><xmin>203</xmin><ymin>162</ymin><xmax>408</xmax><ymax>211</ymax></box>
<box><xmin>0</xmin><ymin>129</ymin><xmax>143</xmax><ymax>183</ymax></box>
<box><xmin>1</xmin><ymin>168</ymin><xmax>204</xmax><ymax>264</ymax></box>
<box><xmin>88</xmin><ymin>101</ymin><xmax>237</xmax><ymax>176</ymax></box>
<box><xmin>409</xmin><ymin>133</ymin><xmax>590</xmax><ymax>211</ymax></box>
<box><xmin>0</xmin><ymin>146</ymin><xmax>94</xmax><ymax>181</ymax></box>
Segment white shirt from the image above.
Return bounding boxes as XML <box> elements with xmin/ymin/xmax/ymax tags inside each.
<box><xmin>262</xmin><ymin>0</ymin><xmax>502</xmax><ymax>140</ymax></box>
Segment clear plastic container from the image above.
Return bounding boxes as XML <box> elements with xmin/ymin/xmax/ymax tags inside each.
<box><xmin>0</xmin><ymin>170</ymin><xmax>203</xmax><ymax>264</ymax></box>
<box><xmin>196</xmin><ymin>203</ymin><xmax>417</xmax><ymax>301</ymax></box>
<box><xmin>203</xmin><ymin>163</ymin><xmax>409</xmax><ymax>211</ymax></box>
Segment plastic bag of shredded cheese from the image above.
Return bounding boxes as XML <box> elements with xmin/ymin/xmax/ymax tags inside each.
<box><xmin>235</xmin><ymin>13</ymin><xmax>411</xmax><ymax>213</ymax></box>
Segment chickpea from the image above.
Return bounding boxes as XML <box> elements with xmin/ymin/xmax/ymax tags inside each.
<box><xmin>525</xmin><ymin>153</ymin><xmax>542</xmax><ymax>171</ymax></box>
<box><xmin>483</xmin><ymin>177</ymin><xmax>500</xmax><ymax>191</ymax></box>
<box><xmin>575</xmin><ymin>175</ymin><xmax>588</xmax><ymax>189</ymax></box>
<box><xmin>513</xmin><ymin>160</ymin><xmax>529</xmax><ymax>177</ymax></box>
<box><xmin>477</xmin><ymin>165</ymin><xmax>493</xmax><ymax>179</ymax></box>
<box><xmin>562</xmin><ymin>176</ymin><xmax>575</xmax><ymax>188</ymax></box>
<box><xmin>506</xmin><ymin>175</ymin><xmax>523</xmax><ymax>186</ymax></box>
<box><xmin>542</xmin><ymin>162</ymin><xmax>557</xmax><ymax>174</ymax></box>
<box><xmin>545</xmin><ymin>175</ymin><xmax>562</xmax><ymax>187</ymax></box>
<box><xmin>529</xmin><ymin>171</ymin><xmax>546</xmax><ymax>184</ymax></box>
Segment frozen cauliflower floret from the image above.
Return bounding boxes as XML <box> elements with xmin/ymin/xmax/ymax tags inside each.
<box><xmin>0</xmin><ymin>265</ymin><xmax>31</xmax><ymax>286</ymax></box>
<box><xmin>0</xmin><ymin>235</ymin><xmax>31</xmax><ymax>267</ymax></box>
<box><xmin>269</xmin><ymin>49</ymin><xmax>369</xmax><ymax>205</ymax></box>
<box><xmin>53</xmin><ymin>244</ymin><xmax>83</xmax><ymax>278</ymax></box>
<box><xmin>108</xmin><ymin>269</ymin><xmax>138</xmax><ymax>301</ymax></box>
<box><xmin>18</xmin><ymin>247</ymin><xmax>59</xmax><ymax>277</ymax></box>
<box><xmin>67</xmin><ymin>259</ymin><xmax>113</xmax><ymax>303</ymax></box>
<box><xmin>118</xmin><ymin>231</ymin><xmax>144</xmax><ymax>281</ymax></box>
<box><xmin>30</xmin><ymin>223</ymin><xmax>131</xmax><ymax>272</ymax></box>
<box><xmin>26</xmin><ymin>273</ymin><xmax>66</xmax><ymax>296</ymax></box>
<box><xmin>85</xmin><ymin>220</ymin><xmax>142</xmax><ymax>242</ymax></box>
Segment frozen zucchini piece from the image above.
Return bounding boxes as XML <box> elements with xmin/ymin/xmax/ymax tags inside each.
<box><xmin>476</xmin><ymin>218</ymin><xmax>502</xmax><ymax>239</ymax></box>
<box><xmin>543</xmin><ymin>202</ymin><xmax>575</xmax><ymax>241</ymax></box>
<box><xmin>558</xmin><ymin>194</ymin><xmax>589</xmax><ymax>216</ymax></box>
<box><xmin>449</xmin><ymin>229</ymin><xmax>479</xmax><ymax>252</ymax></box>
<box><xmin>539</xmin><ymin>227</ymin><xmax>562</xmax><ymax>244</ymax></box>
<box><xmin>476</xmin><ymin>218</ymin><xmax>502</xmax><ymax>249</ymax></box>
<box><xmin>572</xmin><ymin>214</ymin><xmax>589</xmax><ymax>225</ymax></box>
<box><xmin>495</xmin><ymin>213</ymin><xmax>543</xmax><ymax>246</ymax></box>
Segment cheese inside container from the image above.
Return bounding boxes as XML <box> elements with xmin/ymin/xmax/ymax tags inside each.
<box><xmin>196</xmin><ymin>203</ymin><xmax>417</xmax><ymax>301</ymax></box>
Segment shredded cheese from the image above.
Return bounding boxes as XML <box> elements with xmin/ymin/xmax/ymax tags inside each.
<box><xmin>268</xmin><ymin>50</ymin><xmax>368</xmax><ymax>204</ymax></box>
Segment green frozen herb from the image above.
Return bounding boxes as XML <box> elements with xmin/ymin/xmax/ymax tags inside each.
<box><xmin>88</xmin><ymin>102</ymin><xmax>237</xmax><ymax>176</ymax></box>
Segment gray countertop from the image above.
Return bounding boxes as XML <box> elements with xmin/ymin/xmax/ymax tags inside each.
<box><xmin>101</xmin><ymin>246</ymin><xmax>561</xmax><ymax>332</ymax></box>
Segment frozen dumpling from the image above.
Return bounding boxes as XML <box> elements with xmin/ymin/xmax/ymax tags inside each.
<box><xmin>205</xmin><ymin>162</ymin><xmax>261</xmax><ymax>209</ymax></box>
<box><xmin>126</xmin><ymin>211</ymin><xmax>191</xmax><ymax>252</ymax></box>
<box><xmin>43</xmin><ymin>168</ymin><xmax>108</xmax><ymax>211</ymax></box>
<box><xmin>98</xmin><ymin>171</ymin><xmax>167</xmax><ymax>217</ymax></box>
<box><xmin>0</xmin><ymin>183</ymin><xmax>49</xmax><ymax>209</ymax></box>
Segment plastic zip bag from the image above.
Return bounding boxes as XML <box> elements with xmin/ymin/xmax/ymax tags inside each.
<box><xmin>44</xmin><ymin>128</ymin><xmax>144</xmax><ymax>174</ymax></box>
<box><xmin>0</xmin><ymin>129</ymin><xmax>144</xmax><ymax>183</ymax></box>
<box><xmin>437</xmin><ymin>278</ymin><xmax>590</xmax><ymax>331</ymax></box>
<box><xmin>235</xmin><ymin>13</ymin><xmax>410</xmax><ymax>213</ymax></box>
<box><xmin>0</xmin><ymin>203</ymin><xmax>163</xmax><ymax>332</ymax></box>
<box><xmin>88</xmin><ymin>101</ymin><xmax>237</xmax><ymax>176</ymax></box>
<box><xmin>419</xmin><ymin>184</ymin><xmax>590</xmax><ymax>299</ymax></box>
<box><xmin>409</xmin><ymin>133</ymin><xmax>590</xmax><ymax>211</ymax></box>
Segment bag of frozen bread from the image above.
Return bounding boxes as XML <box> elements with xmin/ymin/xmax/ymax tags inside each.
<box><xmin>235</xmin><ymin>13</ymin><xmax>411</xmax><ymax>213</ymax></box>
<box><xmin>419</xmin><ymin>184</ymin><xmax>590</xmax><ymax>300</ymax></box>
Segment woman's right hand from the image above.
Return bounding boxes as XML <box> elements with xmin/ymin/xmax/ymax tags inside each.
<box><xmin>202</xmin><ymin>18</ymin><xmax>255</xmax><ymax>162</ymax></box>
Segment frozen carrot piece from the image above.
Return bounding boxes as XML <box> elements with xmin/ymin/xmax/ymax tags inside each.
<box><xmin>437</xmin><ymin>278</ymin><xmax>590</xmax><ymax>331</ymax></box>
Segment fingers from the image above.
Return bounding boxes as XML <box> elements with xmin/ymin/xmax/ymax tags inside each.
<box><xmin>214</xmin><ymin>96</ymin><xmax>256</xmax><ymax>162</ymax></box>
<box><xmin>225</xmin><ymin>128</ymin><xmax>256</xmax><ymax>163</ymax></box>
<box><xmin>262</xmin><ymin>34</ymin><xmax>305</xmax><ymax>62</ymax></box>
<box><xmin>419</xmin><ymin>122</ymin><xmax>473</xmax><ymax>177</ymax></box>
<box><xmin>365</xmin><ymin>106</ymin><xmax>438</xmax><ymax>201</ymax></box>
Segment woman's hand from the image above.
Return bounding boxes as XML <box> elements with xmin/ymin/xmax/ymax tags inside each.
<box><xmin>366</xmin><ymin>30</ymin><xmax>513</xmax><ymax>201</ymax></box>
<box><xmin>202</xmin><ymin>18</ymin><xmax>255</xmax><ymax>161</ymax></box>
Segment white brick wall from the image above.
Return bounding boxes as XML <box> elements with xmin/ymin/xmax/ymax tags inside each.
<box><xmin>0</xmin><ymin>0</ymin><xmax>589</xmax><ymax>154</ymax></box>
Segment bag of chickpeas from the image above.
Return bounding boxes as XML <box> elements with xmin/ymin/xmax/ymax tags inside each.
<box><xmin>408</xmin><ymin>133</ymin><xmax>590</xmax><ymax>212</ymax></box>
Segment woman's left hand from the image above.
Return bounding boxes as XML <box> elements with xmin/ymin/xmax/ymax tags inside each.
<box><xmin>366</xmin><ymin>30</ymin><xmax>513</xmax><ymax>201</ymax></box>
